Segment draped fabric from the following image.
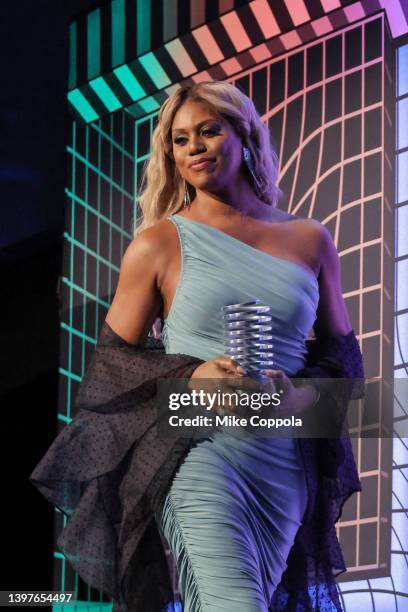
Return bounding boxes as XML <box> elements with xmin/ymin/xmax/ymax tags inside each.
<box><xmin>30</xmin><ymin>322</ymin><xmax>364</xmax><ymax>611</ymax></box>
<box><xmin>161</xmin><ymin>215</ymin><xmax>319</xmax><ymax>377</ymax></box>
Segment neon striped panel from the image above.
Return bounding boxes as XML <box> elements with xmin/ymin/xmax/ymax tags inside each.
<box><xmin>68</xmin><ymin>0</ymin><xmax>408</xmax><ymax>123</ymax></box>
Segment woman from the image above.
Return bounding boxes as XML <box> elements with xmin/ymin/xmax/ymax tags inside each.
<box><xmin>30</xmin><ymin>81</ymin><xmax>363</xmax><ymax>611</ymax></box>
<box><xmin>106</xmin><ymin>81</ymin><xmax>357</xmax><ymax>607</ymax></box>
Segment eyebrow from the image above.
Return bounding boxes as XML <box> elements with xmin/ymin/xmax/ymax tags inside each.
<box><xmin>171</xmin><ymin>119</ymin><xmax>221</xmax><ymax>134</ymax></box>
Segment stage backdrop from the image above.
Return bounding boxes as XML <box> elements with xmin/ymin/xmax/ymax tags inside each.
<box><xmin>52</xmin><ymin>1</ymin><xmax>408</xmax><ymax>611</ymax></box>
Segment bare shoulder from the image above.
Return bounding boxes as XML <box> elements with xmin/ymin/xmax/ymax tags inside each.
<box><xmin>290</xmin><ymin>216</ymin><xmax>338</xmax><ymax>252</ymax></box>
<box><xmin>273</xmin><ymin>213</ymin><xmax>333</xmax><ymax>276</ymax></box>
<box><xmin>289</xmin><ymin>217</ymin><xmax>341</xmax><ymax>279</ymax></box>
<box><xmin>125</xmin><ymin>218</ymin><xmax>176</xmax><ymax>261</ymax></box>
<box><xmin>283</xmin><ymin>211</ymin><xmax>323</xmax><ymax>232</ymax></box>
<box><xmin>264</xmin><ymin>207</ymin><xmax>319</xmax><ymax>231</ymax></box>
<box><xmin>285</xmin><ymin>214</ymin><xmax>332</xmax><ymax>247</ymax></box>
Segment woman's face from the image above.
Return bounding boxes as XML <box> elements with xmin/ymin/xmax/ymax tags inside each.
<box><xmin>170</xmin><ymin>99</ymin><xmax>243</xmax><ymax>194</ymax></box>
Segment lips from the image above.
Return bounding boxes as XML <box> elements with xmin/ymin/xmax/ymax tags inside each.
<box><xmin>189</xmin><ymin>157</ymin><xmax>216</xmax><ymax>170</ymax></box>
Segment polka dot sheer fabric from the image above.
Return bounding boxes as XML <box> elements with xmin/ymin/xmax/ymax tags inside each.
<box><xmin>30</xmin><ymin>322</ymin><xmax>364</xmax><ymax>611</ymax></box>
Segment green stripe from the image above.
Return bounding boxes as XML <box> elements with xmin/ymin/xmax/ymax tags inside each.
<box><xmin>112</xmin><ymin>0</ymin><xmax>125</xmax><ymax>67</ymax></box>
<box><xmin>61</xmin><ymin>321</ymin><xmax>98</xmax><ymax>345</ymax></box>
<box><xmin>139</xmin><ymin>96</ymin><xmax>160</xmax><ymax>113</ymax></box>
<box><xmin>139</xmin><ymin>52</ymin><xmax>171</xmax><ymax>88</ymax></box>
<box><xmin>53</xmin><ymin>552</ymin><xmax>65</xmax><ymax>559</ymax></box>
<box><xmin>57</xmin><ymin>413</ymin><xmax>72</xmax><ymax>425</ymax></box>
<box><xmin>59</xmin><ymin>367</ymin><xmax>82</xmax><ymax>383</ymax></box>
<box><xmin>68</xmin><ymin>22</ymin><xmax>77</xmax><ymax>89</ymax></box>
<box><xmin>89</xmin><ymin>76</ymin><xmax>122</xmax><ymax>112</ymax></box>
<box><xmin>114</xmin><ymin>64</ymin><xmax>146</xmax><ymax>101</ymax></box>
<box><xmin>87</xmin><ymin>8</ymin><xmax>101</xmax><ymax>79</ymax></box>
<box><xmin>137</xmin><ymin>0</ymin><xmax>151</xmax><ymax>55</ymax></box>
<box><xmin>67</xmin><ymin>89</ymin><xmax>98</xmax><ymax>123</ymax></box>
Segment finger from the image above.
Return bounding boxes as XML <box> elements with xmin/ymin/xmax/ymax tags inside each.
<box><xmin>213</xmin><ymin>356</ymin><xmax>245</xmax><ymax>375</ymax></box>
<box><xmin>263</xmin><ymin>369</ymin><xmax>284</xmax><ymax>378</ymax></box>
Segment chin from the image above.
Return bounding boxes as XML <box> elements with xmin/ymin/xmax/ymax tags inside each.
<box><xmin>190</xmin><ymin>178</ymin><xmax>217</xmax><ymax>192</ymax></box>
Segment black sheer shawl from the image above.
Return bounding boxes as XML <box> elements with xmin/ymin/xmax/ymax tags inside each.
<box><xmin>30</xmin><ymin>322</ymin><xmax>364</xmax><ymax>611</ymax></box>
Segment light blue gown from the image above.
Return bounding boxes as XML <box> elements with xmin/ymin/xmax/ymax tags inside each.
<box><xmin>157</xmin><ymin>215</ymin><xmax>319</xmax><ymax>612</ymax></box>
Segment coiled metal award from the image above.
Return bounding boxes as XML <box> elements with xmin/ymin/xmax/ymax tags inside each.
<box><xmin>222</xmin><ymin>300</ymin><xmax>274</xmax><ymax>381</ymax></box>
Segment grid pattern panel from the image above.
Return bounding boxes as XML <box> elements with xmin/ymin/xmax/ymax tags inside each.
<box><xmin>336</xmin><ymin>33</ymin><xmax>408</xmax><ymax>612</ymax></box>
<box><xmin>389</xmin><ymin>40</ymin><xmax>408</xmax><ymax>611</ymax></box>
<box><xmin>54</xmin><ymin>111</ymin><xmax>136</xmax><ymax>604</ymax></box>
<box><xmin>56</xmin><ymin>10</ymin><xmax>406</xmax><ymax>612</ymax></box>
<box><xmin>227</xmin><ymin>14</ymin><xmax>394</xmax><ymax>584</ymax></box>
<box><xmin>134</xmin><ymin>111</ymin><xmax>159</xmax><ymax>216</ymax></box>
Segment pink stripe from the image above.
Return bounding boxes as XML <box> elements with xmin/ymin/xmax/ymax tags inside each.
<box><xmin>280</xmin><ymin>30</ymin><xmax>302</xmax><ymax>51</ymax></box>
<box><xmin>319</xmin><ymin>0</ymin><xmax>341</xmax><ymax>10</ymax></box>
<box><xmin>380</xmin><ymin>0</ymin><xmax>408</xmax><ymax>37</ymax></box>
<box><xmin>220</xmin><ymin>57</ymin><xmax>241</xmax><ymax>76</ymax></box>
<box><xmin>311</xmin><ymin>16</ymin><xmax>333</xmax><ymax>37</ymax></box>
<box><xmin>344</xmin><ymin>2</ymin><xmax>365</xmax><ymax>22</ymax></box>
<box><xmin>192</xmin><ymin>70</ymin><xmax>212</xmax><ymax>83</ymax></box>
<box><xmin>165</xmin><ymin>39</ymin><xmax>197</xmax><ymax>77</ymax></box>
<box><xmin>285</xmin><ymin>0</ymin><xmax>310</xmax><ymax>26</ymax></box>
<box><xmin>250</xmin><ymin>0</ymin><xmax>281</xmax><ymax>39</ymax></box>
<box><xmin>220</xmin><ymin>12</ymin><xmax>252</xmax><ymax>52</ymax></box>
<box><xmin>250</xmin><ymin>43</ymin><xmax>272</xmax><ymax>63</ymax></box>
<box><xmin>192</xmin><ymin>25</ymin><xmax>224</xmax><ymax>64</ymax></box>
<box><xmin>165</xmin><ymin>84</ymin><xmax>181</xmax><ymax>97</ymax></box>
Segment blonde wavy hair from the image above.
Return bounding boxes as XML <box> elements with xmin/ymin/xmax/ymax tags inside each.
<box><xmin>134</xmin><ymin>81</ymin><xmax>282</xmax><ymax>236</ymax></box>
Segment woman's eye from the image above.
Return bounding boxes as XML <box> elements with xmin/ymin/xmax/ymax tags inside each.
<box><xmin>201</xmin><ymin>127</ymin><xmax>219</xmax><ymax>137</ymax></box>
<box><xmin>174</xmin><ymin>136</ymin><xmax>187</xmax><ymax>145</ymax></box>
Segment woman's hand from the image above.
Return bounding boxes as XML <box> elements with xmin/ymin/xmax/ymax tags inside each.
<box><xmin>188</xmin><ymin>356</ymin><xmax>250</xmax><ymax>415</ymax></box>
<box><xmin>190</xmin><ymin>355</ymin><xmax>246</xmax><ymax>380</ymax></box>
<box><xmin>188</xmin><ymin>361</ymin><xmax>319</xmax><ymax>418</ymax></box>
<box><xmin>263</xmin><ymin>369</ymin><xmax>320</xmax><ymax>416</ymax></box>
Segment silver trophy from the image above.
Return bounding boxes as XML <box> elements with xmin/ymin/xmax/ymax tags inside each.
<box><xmin>222</xmin><ymin>300</ymin><xmax>274</xmax><ymax>382</ymax></box>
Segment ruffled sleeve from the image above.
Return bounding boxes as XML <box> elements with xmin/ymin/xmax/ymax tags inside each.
<box><xmin>29</xmin><ymin>321</ymin><xmax>203</xmax><ymax>611</ymax></box>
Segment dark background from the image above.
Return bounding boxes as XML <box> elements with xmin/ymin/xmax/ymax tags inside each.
<box><xmin>0</xmin><ymin>0</ymin><xmax>100</xmax><ymax>592</ymax></box>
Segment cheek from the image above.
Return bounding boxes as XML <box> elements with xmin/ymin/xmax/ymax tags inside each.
<box><xmin>219</xmin><ymin>137</ymin><xmax>242</xmax><ymax>170</ymax></box>
<box><xmin>172</xmin><ymin>149</ymin><xmax>186</xmax><ymax>174</ymax></box>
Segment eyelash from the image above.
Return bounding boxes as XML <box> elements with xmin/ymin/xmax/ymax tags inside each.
<box><xmin>173</xmin><ymin>127</ymin><xmax>220</xmax><ymax>145</ymax></box>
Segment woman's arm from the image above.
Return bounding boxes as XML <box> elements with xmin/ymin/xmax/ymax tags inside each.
<box><xmin>314</xmin><ymin>223</ymin><xmax>352</xmax><ymax>338</ymax></box>
<box><xmin>105</xmin><ymin>227</ymin><xmax>164</xmax><ymax>347</ymax></box>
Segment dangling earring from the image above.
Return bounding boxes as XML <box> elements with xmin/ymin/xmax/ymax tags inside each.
<box><xmin>183</xmin><ymin>181</ymin><xmax>191</xmax><ymax>210</ymax></box>
<box><xmin>242</xmin><ymin>146</ymin><xmax>263</xmax><ymax>195</ymax></box>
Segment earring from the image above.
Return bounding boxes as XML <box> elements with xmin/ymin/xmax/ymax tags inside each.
<box><xmin>183</xmin><ymin>181</ymin><xmax>191</xmax><ymax>210</ymax></box>
<box><xmin>242</xmin><ymin>146</ymin><xmax>263</xmax><ymax>195</ymax></box>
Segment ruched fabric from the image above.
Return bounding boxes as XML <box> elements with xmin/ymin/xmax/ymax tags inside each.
<box><xmin>158</xmin><ymin>435</ymin><xmax>308</xmax><ymax>611</ymax></box>
<box><xmin>157</xmin><ymin>215</ymin><xmax>319</xmax><ymax>610</ymax></box>
<box><xmin>162</xmin><ymin>215</ymin><xmax>319</xmax><ymax>376</ymax></box>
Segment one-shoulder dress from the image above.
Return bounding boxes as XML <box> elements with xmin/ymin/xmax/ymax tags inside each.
<box><xmin>157</xmin><ymin>215</ymin><xmax>320</xmax><ymax>611</ymax></box>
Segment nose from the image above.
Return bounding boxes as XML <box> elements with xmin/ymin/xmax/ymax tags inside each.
<box><xmin>188</xmin><ymin>135</ymin><xmax>206</xmax><ymax>155</ymax></box>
